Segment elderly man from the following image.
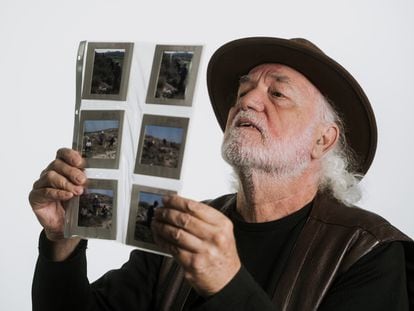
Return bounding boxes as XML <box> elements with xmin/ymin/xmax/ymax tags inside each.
<box><xmin>31</xmin><ymin>37</ymin><xmax>413</xmax><ymax>310</ymax></box>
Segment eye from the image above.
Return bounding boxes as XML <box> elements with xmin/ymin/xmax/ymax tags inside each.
<box><xmin>238</xmin><ymin>75</ymin><xmax>252</xmax><ymax>98</ymax></box>
<box><xmin>238</xmin><ymin>85</ymin><xmax>251</xmax><ymax>98</ymax></box>
<box><xmin>269</xmin><ymin>89</ymin><xmax>284</xmax><ymax>98</ymax></box>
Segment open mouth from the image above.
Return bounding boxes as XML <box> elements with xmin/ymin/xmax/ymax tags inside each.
<box><xmin>237</xmin><ymin>121</ymin><xmax>254</xmax><ymax>128</ymax></box>
<box><xmin>235</xmin><ymin>117</ymin><xmax>261</xmax><ymax>131</ymax></box>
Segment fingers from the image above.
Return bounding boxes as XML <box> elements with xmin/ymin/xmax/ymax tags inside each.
<box><xmin>154</xmin><ymin>207</ymin><xmax>216</xmax><ymax>240</ymax></box>
<box><xmin>151</xmin><ymin>195</ymin><xmax>241</xmax><ymax>296</ymax></box>
<box><xmin>28</xmin><ymin>148</ymin><xmax>86</xmax><ymax>241</ymax></box>
<box><xmin>152</xmin><ymin>195</ymin><xmax>235</xmax><ymax>254</ymax></box>
<box><xmin>34</xmin><ymin>170</ymin><xmax>84</xmax><ymax>196</ymax></box>
<box><xmin>35</xmin><ymin>162</ymin><xmax>85</xmax><ymax>195</ymax></box>
<box><xmin>29</xmin><ymin>187</ymin><xmax>74</xmax><ymax>210</ymax></box>
<box><xmin>56</xmin><ymin>148</ymin><xmax>85</xmax><ymax>168</ymax></box>
<box><xmin>162</xmin><ymin>195</ymin><xmax>225</xmax><ymax>225</ymax></box>
<box><xmin>152</xmin><ymin>219</ymin><xmax>203</xmax><ymax>253</ymax></box>
<box><xmin>151</xmin><ymin>233</ymin><xmax>204</xmax><ymax>274</ymax></box>
<box><xmin>30</xmin><ymin>148</ymin><xmax>86</xmax><ymax>210</ymax></box>
<box><xmin>35</xmin><ymin>148</ymin><xmax>86</xmax><ymax>193</ymax></box>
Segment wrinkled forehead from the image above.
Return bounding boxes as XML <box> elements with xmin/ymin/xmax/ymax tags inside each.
<box><xmin>248</xmin><ymin>63</ymin><xmax>291</xmax><ymax>75</ymax></box>
<box><xmin>246</xmin><ymin>63</ymin><xmax>311</xmax><ymax>83</ymax></box>
<box><xmin>242</xmin><ymin>63</ymin><xmax>323</xmax><ymax>97</ymax></box>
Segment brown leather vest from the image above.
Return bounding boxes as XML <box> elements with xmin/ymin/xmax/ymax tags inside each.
<box><xmin>155</xmin><ymin>194</ymin><xmax>414</xmax><ymax>310</ymax></box>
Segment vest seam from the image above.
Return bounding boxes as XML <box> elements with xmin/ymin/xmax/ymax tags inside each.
<box><xmin>309</xmin><ymin>216</ymin><xmax>397</xmax><ymax>241</ymax></box>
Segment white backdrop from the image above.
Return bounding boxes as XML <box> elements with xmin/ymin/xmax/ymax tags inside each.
<box><xmin>1</xmin><ymin>1</ymin><xmax>413</xmax><ymax>310</ymax></box>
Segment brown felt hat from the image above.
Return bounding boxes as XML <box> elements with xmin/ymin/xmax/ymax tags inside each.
<box><xmin>207</xmin><ymin>37</ymin><xmax>377</xmax><ymax>175</ymax></box>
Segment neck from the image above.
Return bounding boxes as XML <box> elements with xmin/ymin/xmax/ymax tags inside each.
<box><xmin>234</xmin><ymin>164</ymin><xmax>320</xmax><ymax>222</ymax></box>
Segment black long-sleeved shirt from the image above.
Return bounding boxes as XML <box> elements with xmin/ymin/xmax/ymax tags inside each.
<box><xmin>32</xmin><ymin>203</ymin><xmax>409</xmax><ymax>310</ymax></box>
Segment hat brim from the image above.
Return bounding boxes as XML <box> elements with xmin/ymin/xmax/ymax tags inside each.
<box><xmin>207</xmin><ymin>37</ymin><xmax>377</xmax><ymax>175</ymax></box>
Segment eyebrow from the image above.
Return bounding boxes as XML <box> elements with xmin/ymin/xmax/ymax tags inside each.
<box><xmin>269</xmin><ymin>73</ymin><xmax>291</xmax><ymax>84</ymax></box>
<box><xmin>238</xmin><ymin>73</ymin><xmax>291</xmax><ymax>85</ymax></box>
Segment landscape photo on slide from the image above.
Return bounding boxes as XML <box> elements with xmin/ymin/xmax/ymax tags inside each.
<box><xmin>90</xmin><ymin>48</ymin><xmax>125</xmax><ymax>95</ymax></box>
<box><xmin>82</xmin><ymin>42</ymin><xmax>133</xmax><ymax>101</ymax></box>
<box><xmin>155</xmin><ymin>51</ymin><xmax>193</xmax><ymax>100</ymax></box>
<box><xmin>82</xmin><ymin>119</ymin><xmax>120</xmax><ymax>160</ymax></box>
<box><xmin>78</xmin><ymin>188</ymin><xmax>113</xmax><ymax>229</ymax></box>
<box><xmin>134</xmin><ymin>115</ymin><xmax>189</xmax><ymax>179</ymax></box>
<box><xmin>133</xmin><ymin>191</ymin><xmax>164</xmax><ymax>243</ymax></box>
<box><xmin>140</xmin><ymin>124</ymin><xmax>184</xmax><ymax>168</ymax></box>
<box><xmin>126</xmin><ymin>184</ymin><xmax>176</xmax><ymax>251</ymax></box>
<box><xmin>146</xmin><ymin>44</ymin><xmax>202</xmax><ymax>106</ymax></box>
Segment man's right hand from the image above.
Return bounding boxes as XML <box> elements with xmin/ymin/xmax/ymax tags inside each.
<box><xmin>29</xmin><ymin>148</ymin><xmax>86</xmax><ymax>260</ymax></box>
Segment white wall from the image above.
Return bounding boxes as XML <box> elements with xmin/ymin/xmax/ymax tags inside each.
<box><xmin>1</xmin><ymin>0</ymin><xmax>413</xmax><ymax>310</ymax></box>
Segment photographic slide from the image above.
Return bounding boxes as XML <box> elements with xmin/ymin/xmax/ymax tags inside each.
<box><xmin>126</xmin><ymin>185</ymin><xmax>176</xmax><ymax>254</ymax></box>
<box><xmin>82</xmin><ymin>42</ymin><xmax>133</xmax><ymax>101</ymax></box>
<box><xmin>68</xmin><ymin>179</ymin><xmax>117</xmax><ymax>240</ymax></box>
<box><xmin>134</xmin><ymin>114</ymin><xmax>189</xmax><ymax>179</ymax></box>
<box><xmin>146</xmin><ymin>45</ymin><xmax>202</xmax><ymax>106</ymax></box>
<box><xmin>78</xmin><ymin>110</ymin><xmax>124</xmax><ymax>169</ymax></box>
<box><xmin>155</xmin><ymin>51</ymin><xmax>193</xmax><ymax>100</ymax></box>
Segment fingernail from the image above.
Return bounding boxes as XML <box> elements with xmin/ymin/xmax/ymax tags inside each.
<box><xmin>75</xmin><ymin>187</ymin><xmax>84</xmax><ymax>195</ymax></box>
<box><xmin>71</xmin><ymin>157</ymin><xmax>80</xmax><ymax>166</ymax></box>
<box><xmin>76</xmin><ymin>175</ymin><xmax>86</xmax><ymax>184</ymax></box>
<box><xmin>72</xmin><ymin>155</ymin><xmax>84</xmax><ymax>167</ymax></box>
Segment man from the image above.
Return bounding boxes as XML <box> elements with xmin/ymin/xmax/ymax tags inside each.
<box><xmin>30</xmin><ymin>37</ymin><xmax>414</xmax><ymax>310</ymax></box>
<box><xmin>146</xmin><ymin>200</ymin><xmax>159</xmax><ymax>228</ymax></box>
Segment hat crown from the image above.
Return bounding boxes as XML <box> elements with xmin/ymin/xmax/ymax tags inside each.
<box><xmin>289</xmin><ymin>38</ymin><xmax>325</xmax><ymax>54</ymax></box>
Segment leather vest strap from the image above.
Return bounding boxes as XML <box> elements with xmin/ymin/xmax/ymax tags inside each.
<box><xmin>155</xmin><ymin>258</ymin><xmax>177</xmax><ymax>311</ymax></box>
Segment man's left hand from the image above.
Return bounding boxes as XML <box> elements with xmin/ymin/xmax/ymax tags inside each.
<box><xmin>152</xmin><ymin>195</ymin><xmax>241</xmax><ymax>296</ymax></box>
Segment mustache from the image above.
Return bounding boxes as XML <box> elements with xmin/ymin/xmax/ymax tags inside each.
<box><xmin>231</xmin><ymin>110</ymin><xmax>267</xmax><ymax>135</ymax></box>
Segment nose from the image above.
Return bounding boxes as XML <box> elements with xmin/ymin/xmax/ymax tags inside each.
<box><xmin>237</xmin><ymin>85</ymin><xmax>266</xmax><ymax>112</ymax></box>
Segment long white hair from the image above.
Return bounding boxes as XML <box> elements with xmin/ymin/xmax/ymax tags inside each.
<box><xmin>318</xmin><ymin>97</ymin><xmax>363</xmax><ymax>206</ymax></box>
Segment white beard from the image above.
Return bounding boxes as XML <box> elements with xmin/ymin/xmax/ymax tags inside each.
<box><xmin>221</xmin><ymin>111</ymin><xmax>315</xmax><ymax>179</ymax></box>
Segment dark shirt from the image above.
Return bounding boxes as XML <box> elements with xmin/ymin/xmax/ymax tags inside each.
<box><xmin>32</xmin><ymin>203</ymin><xmax>409</xmax><ymax>310</ymax></box>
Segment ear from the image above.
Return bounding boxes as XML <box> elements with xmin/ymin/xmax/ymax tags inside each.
<box><xmin>311</xmin><ymin>124</ymin><xmax>339</xmax><ymax>159</ymax></box>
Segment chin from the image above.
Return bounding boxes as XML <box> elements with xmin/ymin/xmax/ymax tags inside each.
<box><xmin>222</xmin><ymin>139</ymin><xmax>311</xmax><ymax>179</ymax></box>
